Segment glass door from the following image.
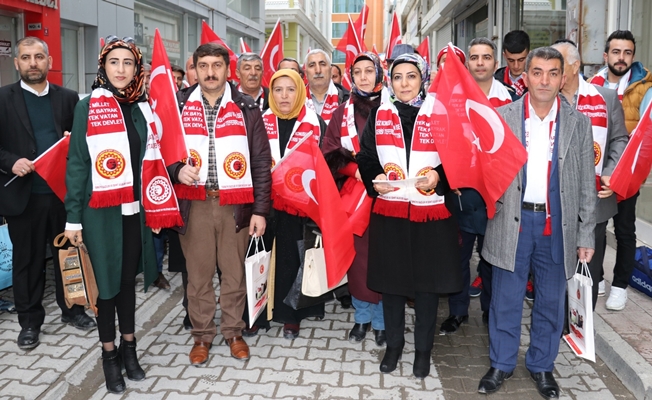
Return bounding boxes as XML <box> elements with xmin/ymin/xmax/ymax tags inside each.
<box><xmin>0</xmin><ymin>14</ymin><xmax>18</xmax><ymax>87</ymax></box>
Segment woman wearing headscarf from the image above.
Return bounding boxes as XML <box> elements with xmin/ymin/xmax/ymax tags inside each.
<box><xmin>244</xmin><ymin>69</ymin><xmax>327</xmax><ymax>339</ymax></box>
<box><xmin>357</xmin><ymin>53</ymin><xmax>463</xmax><ymax>379</ymax></box>
<box><xmin>322</xmin><ymin>52</ymin><xmax>388</xmax><ymax>347</ymax></box>
<box><xmin>64</xmin><ymin>36</ymin><xmax>176</xmax><ymax>393</ymax></box>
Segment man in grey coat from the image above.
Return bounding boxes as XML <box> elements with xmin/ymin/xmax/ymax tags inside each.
<box><xmin>553</xmin><ymin>41</ymin><xmax>628</xmax><ymax>309</ymax></box>
<box><xmin>478</xmin><ymin>47</ymin><xmax>596</xmax><ymax>399</ymax></box>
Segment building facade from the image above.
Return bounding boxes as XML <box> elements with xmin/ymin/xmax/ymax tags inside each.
<box><xmin>331</xmin><ymin>0</ymin><xmax>384</xmax><ymax>66</ymax></box>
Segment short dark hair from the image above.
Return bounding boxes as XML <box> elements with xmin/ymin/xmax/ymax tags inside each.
<box><xmin>193</xmin><ymin>43</ymin><xmax>230</xmax><ymax>69</ymax></box>
<box><xmin>277</xmin><ymin>57</ymin><xmax>304</xmax><ymax>78</ymax></box>
<box><xmin>525</xmin><ymin>47</ymin><xmax>564</xmax><ymax>75</ymax></box>
<box><xmin>605</xmin><ymin>30</ymin><xmax>636</xmax><ymax>55</ymax></box>
<box><xmin>468</xmin><ymin>37</ymin><xmax>497</xmax><ymax>59</ymax></box>
<box><xmin>170</xmin><ymin>64</ymin><xmax>185</xmax><ymax>77</ymax></box>
<box><xmin>331</xmin><ymin>64</ymin><xmax>342</xmax><ymax>75</ymax></box>
<box><xmin>15</xmin><ymin>36</ymin><xmax>49</xmax><ymax>57</ymax></box>
<box><xmin>502</xmin><ymin>30</ymin><xmax>530</xmax><ymax>54</ymax></box>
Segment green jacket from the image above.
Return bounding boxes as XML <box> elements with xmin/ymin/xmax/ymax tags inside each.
<box><xmin>64</xmin><ymin>96</ymin><xmax>157</xmax><ymax>299</ymax></box>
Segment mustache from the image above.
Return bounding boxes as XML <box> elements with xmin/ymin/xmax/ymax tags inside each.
<box><xmin>313</xmin><ymin>74</ymin><xmax>325</xmax><ymax>78</ymax></box>
<box><xmin>204</xmin><ymin>76</ymin><xmax>219</xmax><ymax>81</ymax></box>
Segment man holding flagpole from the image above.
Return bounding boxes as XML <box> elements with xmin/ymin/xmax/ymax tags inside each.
<box><xmin>0</xmin><ymin>36</ymin><xmax>96</xmax><ymax>350</ymax></box>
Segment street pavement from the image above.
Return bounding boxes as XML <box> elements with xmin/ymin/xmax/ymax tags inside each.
<box><xmin>0</xmin><ymin>245</ymin><xmax>644</xmax><ymax>400</ymax></box>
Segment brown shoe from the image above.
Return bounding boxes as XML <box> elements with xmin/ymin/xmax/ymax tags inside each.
<box><xmin>152</xmin><ymin>273</ymin><xmax>171</xmax><ymax>290</ymax></box>
<box><xmin>189</xmin><ymin>341</ymin><xmax>211</xmax><ymax>365</ymax></box>
<box><xmin>226</xmin><ymin>336</ymin><xmax>250</xmax><ymax>360</ymax></box>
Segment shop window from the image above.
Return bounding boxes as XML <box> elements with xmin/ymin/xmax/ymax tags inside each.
<box><xmin>522</xmin><ymin>0</ymin><xmax>566</xmax><ymax>48</ymax></box>
<box><xmin>134</xmin><ymin>2</ymin><xmax>182</xmax><ymax>66</ymax></box>
<box><xmin>228</xmin><ymin>0</ymin><xmax>254</xmax><ymax>19</ymax></box>
<box><xmin>332</xmin><ymin>0</ymin><xmax>364</xmax><ymax>14</ymax></box>
<box><xmin>332</xmin><ymin>49</ymin><xmax>345</xmax><ymax>64</ymax></box>
<box><xmin>332</xmin><ymin>22</ymin><xmax>347</xmax><ymax>39</ymax></box>
<box><xmin>61</xmin><ymin>27</ymin><xmax>80</xmax><ymax>92</ymax></box>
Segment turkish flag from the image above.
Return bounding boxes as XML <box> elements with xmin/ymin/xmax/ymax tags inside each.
<box><xmin>271</xmin><ymin>134</ymin><xmax>355</xmax><ymax>287</ymax></box>
<box><xmin>416</xmin><ymin>37</ymin><xmax>430</xmax><ymax>65</ymax></box>
<box><xmin>33</xmin><ymin>136</ymin><xmax>70</xmax><ymax>202</ymax></box>
<box><xmin>610</xmin><ymin>102</ymin><xmax>652</xmax><ymax>201</ymax></box>
<box><xmin>337</xmin><ymin>17</ymin><xmax>363</xmax><ymax>91</ymax></box>
<box><xmin>353</xmin><ymin>4</ymin><xmax>369</xmax><ymax>52</ymax></box>
<box><xmin>260</xmin><ymin>19</ymin><xmax>284</xmax><ymax>88</ymax></box>
<box><xmin>430</xmin><ymin>44</ymin><xmax>527</xmax><ymax>218</ymax></box>
<box><xmin>340</xmin><ymin>178</ymin><xmax>372</xmax><ymax>236</ymax></box>
<box><xmin>385</xmin><ymin>12</ymin><xmax>402</xmax><ymax>59</ymax></box>
<box><xmin>201</xmin><ymin>21</ymin><xmax>239</xmax><ymax>84</ymax></box>
<box><xmin>239</xmin><ymin>37</ymin><xmax>252</xmax><ymax>54</ymax></box>
<box><xmin>150</xmin><ymin>29</ymin><xmax>189</xmax><ymax>166</ymax></box>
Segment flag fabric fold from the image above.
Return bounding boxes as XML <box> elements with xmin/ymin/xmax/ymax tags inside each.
<box><xmin>260</xmin><ymin>19</ymin><xmax>284</xmax><ymax>88</ymax></box>
<box><xmin>337</xmin><ymin>16</ymin><xmax>363</xmax><ymax>91</ymax></box>
<box><xmin>416</xmin><ymin>37</ymin><xmax>430</xmax><ymax>66</ymax></box>
<box><xmin>201</xmin><ymin>21</ymin><xmax>239</xmax><ymax>84</ymax></box>
<box><xmin>429</xmin><ymin>43</ymin><xmax>528</xmax><ymax>218</ymax></box>
<box><xmin>385</xmin><ymin>12</ymin><xmax>402</xmax><ymax>59</ymax></box>
<box><xmin>33</xmin><ymin>136</ymin><xmax>70</xmax><ymax>202</ymax></box>
<box><xmin>239</xmin><ymin>37</ymin><xmax>252</xmax><ymax>54</ymax></box>
<box><xmin>271</xmin><ymin>134</ymin><xmax>355</xmax><ymax>287</ymax></box>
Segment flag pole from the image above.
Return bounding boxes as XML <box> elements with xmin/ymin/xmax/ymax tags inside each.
<box><xmin>4</xmin><ymin>136</ymin><xmax>68</xmax><ymax>187</ymax></box>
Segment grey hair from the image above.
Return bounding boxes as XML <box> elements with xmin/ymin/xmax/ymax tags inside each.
<box><xmin>304</xmin><ymin>49</ymin><xmax>331</xmax><ymax>67</ymax></box>
<box><xmin>468</xmin><ymin>37</ymin><xmax>497</xmax><ymax>59</ymax></box>
<box><xmin>525</xmin><ymin>47</ymin><xmax>565</xmax><ymax>75</ymax></box>
<box><xmin>15</xmin><ymin>36</ymin><xmax>49</xmax><ymax>57</ymax></box>
<box><xmin>237</xmin><ymin>52</ymin><xmax>263</xmax><ymax>70</ymax></box>
<box><xmin>551</xmin><ymin>42</ymin><xmax>581</xmax><ymax>65</ymax></box>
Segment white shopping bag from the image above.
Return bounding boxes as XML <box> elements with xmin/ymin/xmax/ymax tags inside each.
<box><xmin>301</xmin><ymin>235</ymin><xmax>347</xmax><ymax>297</ymax></box>
<box><xmin>563</xmin><ymin>260</ymin><xmax>595</xmax><ymax>362</ymax></box>
<box><xmin>244</xmin><ymin>236</ymin><xmax>271</xmax><ymax>327</ymax></box>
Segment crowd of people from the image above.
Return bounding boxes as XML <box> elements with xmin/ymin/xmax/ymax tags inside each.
<box><xmin>0</xmin><ymin>27</ymin><xmax>648</xmax><ymax>399</ymax></box>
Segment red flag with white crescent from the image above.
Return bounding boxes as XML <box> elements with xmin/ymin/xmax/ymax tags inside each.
<box><xmin>353</xmin><ymin>4</ymin><xmax>369</xmax><ymax>52</ymax></box>
<box><xmin>416</xmin><ymin>37</ymin><xmax>430</xmax><ymax>66</ymax></box>
<box><xmin>150</xmin><ymin>29</ymin><xmax>189</xmax><ymax>166</ymax></box>
<box><xmin>338</xmin><ymin>16</ymin><xmax>363</xmax><ymax>91</ymax></box>
<box><xmin>260</xmin><ymin>19</ymin><xmax>284</xmax><ymax>88</ymax></box>
<box><xmin>239</xmin><ymin>37</ymin><xmax>252</xmax><ymax>54</ymax></box>
<box><xmin>385</xmin><ymin>12</ymin><xmax>402</xmax><ymax>59</ymax></box>
<box><xmin>201</xmin><ymin>21</ymin><xmax>239</xmax><ymax>83</ymax></box>
<box><xmin>33</xmin><ymin>136</ymin><xmax>70</xmax><ymax>202</ymax></box>
<box><xmin>271</xmin><ymin>134</ymin><xmax>355</xmax><ymax>287</ymax></box>
<box><xmin>610</xmin><ymin>102</ymin><xmax>652</xmax><ymax>200</ymax></box>
<box><xmin>429</xmin><ymin>44</ymin><xmax>527</xmax><ymax>218</ymax></box>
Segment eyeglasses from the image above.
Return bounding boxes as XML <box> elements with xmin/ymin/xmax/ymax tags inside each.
<box><xmin>104</xmin><ymin>35</ymin><xmax>135</xmax><ymax>45</ymax></box>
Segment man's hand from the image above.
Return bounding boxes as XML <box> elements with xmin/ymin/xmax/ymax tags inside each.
<box><xmin>577</xmin><ymin>247</ymin><xmax>595</xmax><ymax>263</ymax></box>
<box><xmin>12</xmin><ymin>158</ymin><xmax>34</xmax><ymax>177</ymax></box>
<box><xmin>64</xmin><ymin>230</ymin><xmax>83</xmax><ymax>246</ymax></box>
<box><xmin>178</xmin><ymin>164</ymin><xmax>200</xmax><ymax>186</ymax></box>
<box><xmin>64</xmin><ymin>130</ymin><xmax>71</xmax><ymax>137</ymax></box>
<box><xmin>415</xmin><ymin>169</ymin><xmax>440</xmax><ymax>191</ymax></box>
<box><xmin>354</xmin><ymin>168</ymin><xmax>362</xmax><ymax>182</ymax></box>
<box><xmin>152</xmin><ymin>228</ymin><xmax>161</xmax><ymax>234</ymax></box>
<box><xmin>598</xmin><ymin>175</ymin><xmax>614</xmax><ymax>199</ymax></box>
<box><xmin>249</xmin><ymin>215</ymin><xmax>266</xmax><ymax>236</ymax></box>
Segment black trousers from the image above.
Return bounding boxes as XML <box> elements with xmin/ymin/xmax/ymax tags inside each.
<box><xmin>6</xmin><ymin>193</ymin><xmax>85</xmax><ymax>329</ymax></box>
<box><xmin>96</xmin><ymin>214</ymin><xmax>141</xmax><ymax>343</ymax></box>
<box><xmin>588</xmin><ymin>221</ymin><xmax>608</xmax><ymax>310</ymax></box>
<box><xmin>382</xmin><ymin>292</ymin><xmax>439</xmax><ymax>352</ymax></box>
<box><xmin>612</xmin><ymin>193</ymin><xmax>639</xmax><ymax>289</ymax></box>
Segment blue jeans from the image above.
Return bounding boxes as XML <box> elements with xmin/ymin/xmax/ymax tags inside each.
<box><xmin>352</xmin><ymin>296</ymin><xmax>384</xmax><ymax>330</ymax></box>
<box><xmin>153</xmin><ymin>231</ymin><xmax>166</xmax><ymax>273</ymax></box>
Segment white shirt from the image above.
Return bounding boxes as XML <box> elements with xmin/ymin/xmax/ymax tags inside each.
<box><xmin>523</xmin><ymin>99</ymin><xmax>558</xmax><ymax>204</ymax></box>
<box><xmin>21</xmin><ymin>80</ymin><xmax>49</xmax><ymax>96</ymax></box>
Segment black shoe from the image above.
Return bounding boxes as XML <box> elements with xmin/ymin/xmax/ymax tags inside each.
<box><xmin>62</xmin><ymin>313</ymin><xmax>97</xmax><ymax>331</ymax></box>
<box><xmin>102</xmin><ymin>348</ymin><xmax>126</xmax><ymax>394</ymax></box>
<box><xmin>17</xmin><ymin>327</ymin><xmax>40</xmax><ymax>350</ymax></box>
<box><xmin>243</xmin><ymin>325</ymin><xmax>260</xmax><ymax>337</ymax></box>
<box><xmin>119</xmin><ymin>337</ymin><xmax>146</xmax><ymax>381</ymax></box>
<box><xmin>348</xmin><ymin>322</ymin><xmax>370</xmax><ymax>342</ymax></box>
<box><xmin>413</xmin><ymin>350</ymin><xmax>431</xmax><ymax>379</ymax></box>
<box><xmin>338</xmin><ymin>295</ymin><xmax>353</xmax><ymax>309</ymax></box>
<box><xmin>439</xmin><ymin>315</ymin><xmax>468</xmax><ymax>335</ymax></box>
<box><xmin>478</xmin><ymin>367</ymin><xmax>513</xmax><ymax>394</ymax></box>
<box><xmin>530</xmin><ymin>371</ymin><xmax>560</xmax><ymax>399</ymax></box>
<box><xmin>379</xmin><ymin>345</ymin><xmax>403</xmax><ymax>373</ymax></box>
<box><xmin>374</xmin><ymin>329</ymin><xmax>386</xmax><ymax>346</ymax></box>
<box><xmin>482</xmin><ymin>311</ymin><xmax>489</xmax><ymax>326</ymax></box>
<box><xmin>183</xmin><ymin>313</ymin><xmax>193</xmax><ymax>331</ymax></box>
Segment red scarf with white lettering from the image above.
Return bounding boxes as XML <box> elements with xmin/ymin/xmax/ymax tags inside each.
<box><xmin>589</xmin><ymin>66</ymin><xmax>631</xmax><ymax>101</ymax></box>
<box><xmin>176</xmin><ymin>84</ymin><xmax>254</xmax><ymax>204</ymax></box>
<box><xmin>576</xmin><ymin>78</ymin><xmax>609</xmax><ymax>191</ymax></box>
<box><xmin>263</xmin><ymin>106</ymin><xmax>321</xmax><ymax>216</ymax></box>
<box><xmin>340</xmin><ymin>99</ymin><xmax>360</xmax><ymax>154</ymax></box>
<box><xmin>305</xmin><ymin>81</ymin><xmax>340</xmax><ymax>124</ymax></box>
<box><xmin>373</xmin><ymin>95</ymin><xmax>450</xmax><ymax>222</ymax></box>
<box><xmin>488</xmin><ymin>79</ymin><xmax>513</xmax><ymax>107</ymax></box>
<box><xmin>86</xmin><ymin>88</ymin><xmax>182</xmax><ymax>228</ymax></box>
<box><xmin>524</xmin><ymin>94</ymin><xmax>560</xmax><ymax>236</ymax></box>
<box><xmin>504</xmin><ymin>67</ymin><xmax>526</xmax><ymax>96</ymax></box>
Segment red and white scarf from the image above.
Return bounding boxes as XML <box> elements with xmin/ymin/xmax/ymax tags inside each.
<box><xmin>373</xmin><ymin>94</ymin><xmax>450</xmax><ymax>222</ymax></box>
<box><xmin>237</xmin><ymin>85</ymin><xmax>265</xmax><ymax>112</ymax></box>
<box><xmin>176</xmin><ymin>84</ymin><xmax>254</xmax><ymax>204</ymax></box>
<box><xmin>340</xmin><ymin>88</ymin><xmax>391</xmax><ymax>154</ymax></box>
<box><xmin>263</xmin><ymin>106</ymin><xmax>321</xmax><ymax>216</ymax></box>
<box><xmin>504</xmin><ymin>67</ymin><xmax>526</xmax><ymax>96</ymax></box>
<box><xmin>306</xmin><ymin>81</ymin><xmax>340</xmax><ymax>124</ymax></box>
<box><xmin>576</xmin><ymin>78</ymin><xmax>609</xmax><ymax>191</ymax></box>
<box><xmin>524</xmin><ymin>94</ymin><xmax>560</xmax><ymax>236</ymax></box>
<box><xmin>589</xmin><ymin>66</ymin><xmax>631</xmax><ymax>101</ymax></box>
<box><xmin>488</xmin><ymin>79</ymin><xmax>513</xmax><ymax>107</ymax></box>
<box><xmin>86</xmin><ymin>88</ymin><xmax>182</xmax><ymax>228</ymax></box>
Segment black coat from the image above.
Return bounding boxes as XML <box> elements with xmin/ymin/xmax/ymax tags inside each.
<box><xmin>356</xmin><ymin>102</ymin><xmax>463</xmax><ymax>296</ymax></box>
<box><xmin>0</xmin><ymin>81</ymin><xmax>78</xmax><ymax>216</ymax></box>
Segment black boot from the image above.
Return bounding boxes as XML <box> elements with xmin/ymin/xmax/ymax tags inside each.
<box><xmin>119</xmin><ymin>337</ymin><xmax>146</xmax><ymax>381</ymax></box>
<box><xmin>102</xmin><ymin>348</ymin><xmax>126</xmax><ymax>394</ymax></box>
<box><xmin>379</xmin><ymin>345</ymin><xmax>403</xmax><ymax>373</ymax></box>
<box><xmin>413</xmin><ymin>350</ymin><xmax>431</xmax><ymax>379</ymax></box>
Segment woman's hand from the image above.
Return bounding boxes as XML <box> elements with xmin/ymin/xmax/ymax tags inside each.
<box><xmin>152</xmin><ymin>228</ymin><xmax>161</xmax><ymax>234</ymax></box>
<box><xmin>598</xmin><ymin>175</ymin><xmax>614</xmax><ymax>199</ymax></box>
<box><xmin>64</xmin><ymin>230</ymin><xmax>83</xmax><ymax>246</ymax></box>
<box><xmin>415</xmin><ymin>169</ymin><xmax>440</xmax><ymax>192</ymax></box>
<box><xmin>373</xmin><ymin>174</ymin><xmax>395</xmax><ymax>195</ymax></box>
<box><xmin>355</xmin><ymin>168</ymin><xmax>362</xmax><ymax>182</ymax></box>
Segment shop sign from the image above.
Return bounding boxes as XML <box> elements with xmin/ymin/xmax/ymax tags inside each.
<box><xmin>25</xmin><ymin>0</ymin><xmax>58</xmax><ymax>9</ymax></box>
<box><xmin>28</xmin><ymin>23</ymin><xmax>42</xmax><ymax>30</ymax></box>
<box><xmin>147</xmin><ymin>35</ymin><xmax>180</xmax><ymax>57</ymax></box>
<box><xmin>0</xmin><ymin>40</ymin><xmax>11</xmax><ymax>57</ymax></box>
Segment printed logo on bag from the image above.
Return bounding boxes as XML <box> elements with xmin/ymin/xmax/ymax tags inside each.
<box><xmin>416</xmin><ymin>166</ymin><xmax>436</xmax><ymax>196</ymax></box>
<box><xmin>182</xmin><ymin>149</ymin><xmax>202</xmax><ymax>169</ymax></box>
<box><xmin>577</xmin><ymin>288</ymin><xmax>581</xmax><ymax>300</ymax></box>
<box><xmin>632</xmin><ymin>275</ymin><xmax>652</xmax><ymax>293</ymax></box>
<box><xmin>223</xmin><ymin>152</ymin><xmax>247</xmax><ymax>179</ymax></box>
<box><xmin>284</xmin><ymin>167</ymin><xmax>305</xmax><ymax>193</ymax></box>
<box><xmin>95</xmin><ymin>149</ymin><xmax>126</xmax><ymax>179</ymax></box>
<box><xmin>146</xmin><ymin>176</ymin><xmax>173</xmax><ymax>205</ymax></box>
<box><xmin>383</xmin><ymin>163</ymin><xmax>405</xmax><ymax>181</ymax></box>
<box><xmin>260</xmin><ymin>264</ymin><xmax>265</xmax><ymax>274</ymax></box>
<box><xmin>594</xmin><ymin>142</ymin><xmax>601</xmax><ymax>166</ymax></box>
<box><xmin>0</xmin><ymin>242</ymin><xmax>10</xmax><ymax>272</ymax></box>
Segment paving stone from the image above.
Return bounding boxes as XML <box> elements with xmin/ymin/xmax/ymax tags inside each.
<box><xmin>317</xmin><ymin>384</ymin><xmax>361</xmax><ymax>399</ymax></box>
<box><xmin>192</xmin><ymin>374</ymin><xmax>235</xmax><ymax>394</ymax></box>
<box><xmin>150</xmin><ymin>377</ymin><xmax>194</xmax><ymax>392</ymax></box>
<box><xmin>0</xmin><ymin>380</ymin><xmax>48</xmax><ymax>398</ymax></box>
<box><xmin>0</xmin><ymin>366</ymin><xmax>41</xmax><ymax>383</ymax></box>
<box><xmin>221</xmin><ymin>367</ymin><xmax>261</xmax><ymax>383</ymax></box>
<box><xmin>31</xmin><ymin>355</ymin><xmax>76</xmax><ymax>372</ymax></box>
<box><xmin>231</xmin><ymin>381</ymin><xmax>277</xmax><ymax>396</ymax></box>
<box><xmin>282</xmin><ymin>357</ymin><xmax>324</xmax><ymax>372</ymax></box>
<box><xmin>341</xmin><ymin>371</ymin><xmax>381</xmax><ymax>388</ymax></box>
<box><xmin>276</xmin><ymin>382</ymin><xmax>318</xmax><ymax>398</ymax></box>
<box><xmin>146</xmin><ymin>365</ymin><xmax>185</xmax><ymax>378</ymax></box>
<box><xmin>323</xmin><ymin>359</ymin><xmax>362</xmax><ymax>374</ymax></box>
<box><xmin>301</xmin><ymin>370</ymin><xmax>340</xmax><ymax>385</ymax></box>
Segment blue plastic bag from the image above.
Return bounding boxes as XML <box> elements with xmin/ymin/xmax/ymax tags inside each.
<box><xmin>0</xmin><ymin>221</ymin><xmax>12</xmax><ymax>290</ymax></box>
<box><xmin>631</xmin><ymin>246</ymin><xmax>652</xmax><ymax>298</ymax></box>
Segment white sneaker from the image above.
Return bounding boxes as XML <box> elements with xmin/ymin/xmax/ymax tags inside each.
<box><xmin>605</xmin><ymin>286</ymin><xmax>628</xmax><ymax>311</ymax></box>
<box><xmin>598</xmin><ymin>280</ymin><xmax>606</xmax><ymax>297</ymax></box>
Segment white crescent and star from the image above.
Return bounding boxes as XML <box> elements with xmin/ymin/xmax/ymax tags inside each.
<box><xmin>465</xmin><ymin>99</ymin><xmax>505</xmax><ymax>154</ymax></box>
<box><xmin>346</xmin><ymin>44</ymin><xmax>359</xmax><ymax>57</ymax></box>
<box><xmin>269</xmin><ymin>45</ymin><xmax>279</xmax><ymax>73</ymax></box>
<box><xmin>632</xmin><ymin>141</ymin><xmax>643</xmax><ymax>174</ymax></box>
<box><xmin>301</xmin><ymin>169</ymin><xmax>318</xmax><ymax>204</ymax></box>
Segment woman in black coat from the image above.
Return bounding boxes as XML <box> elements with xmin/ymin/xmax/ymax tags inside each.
<box><xmin>357</xmin><ymin>53</ymin><xmax>463</xmax><ymax>379</ymax></box>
